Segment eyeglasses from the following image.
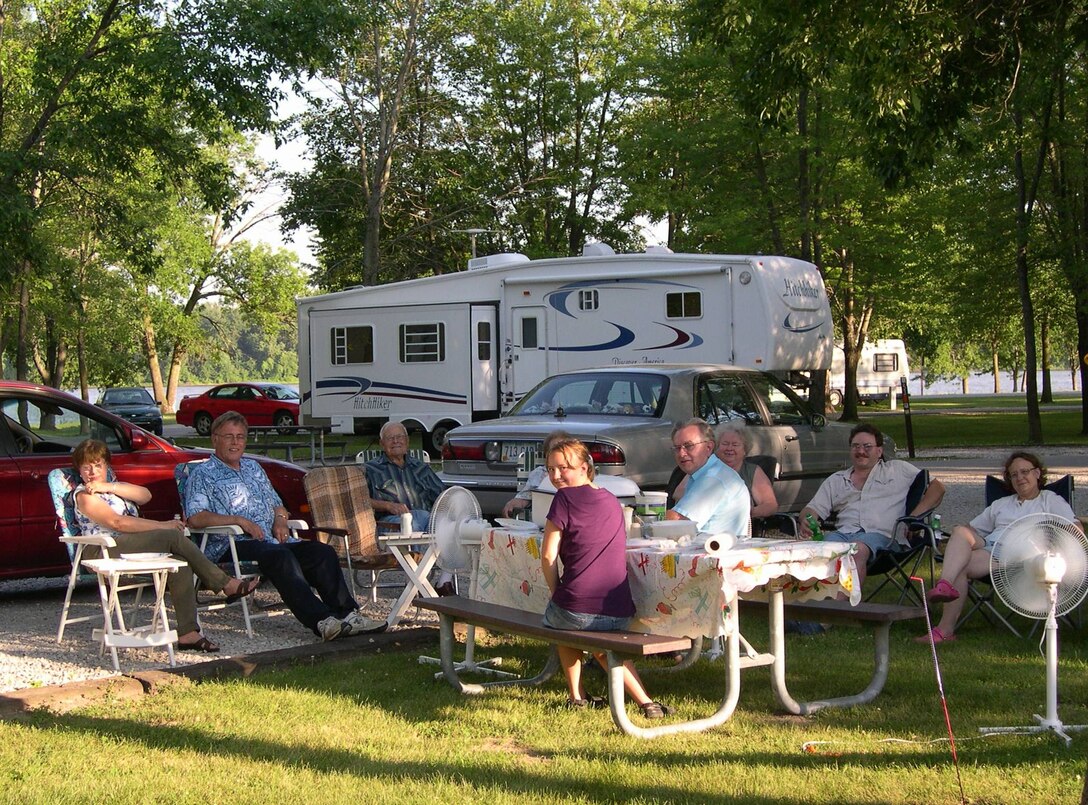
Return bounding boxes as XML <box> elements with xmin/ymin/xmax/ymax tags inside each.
<box><xmin>672</xmin><ymin>440</ymin><xmax>711</xmax><ymax>454</ymax></box>
<box><xmin>384</xmin><ymin>434</ymin><xmax>408</xmax><ymax>443</ymax></box>
<box><xmin>214</xmin><ymin>433</ymin><xmax>247</xmax><ymax>442</ymax></box>
<box><xmin>850</xmin><ymin>442</ymin><xmax>879</xmax><ymax>452</ymax></box>
<box><xmin>1010</xmin><ymin>468</ymin><xmax>1039</xmax><ymax>479</ymax></box>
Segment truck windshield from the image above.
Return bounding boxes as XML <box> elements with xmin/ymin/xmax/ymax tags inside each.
<box><xmin>510</xmin><ymin>373</ymin><xmax>667</xmax><ymax>417</ymax></box>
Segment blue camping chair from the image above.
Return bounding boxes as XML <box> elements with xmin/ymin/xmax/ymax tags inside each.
<box><xmin>862</xmin><ymin>470</ymin><xmax>942</xmax><ymax>606</ymax></box>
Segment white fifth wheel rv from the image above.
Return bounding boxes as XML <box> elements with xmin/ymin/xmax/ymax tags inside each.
<box><xmin>297</xmin><ymin>244</ymin><xmax>834</xmax><ymax>453</ymax></box>
<box><xmin>829</xmin><ymin>338</ymin><xmax>910</xmax><ymax>405</ymax></box>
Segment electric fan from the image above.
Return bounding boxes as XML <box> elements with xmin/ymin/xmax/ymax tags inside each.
<box><xmin>418</xmin><ymin>487</ymin><xmax>516</xmax><ymax>678</ymax></box>
<box><xmin>980</xmin><ymin>513</ymin><xmax>1088</xmax><ymax>745</ymax></box>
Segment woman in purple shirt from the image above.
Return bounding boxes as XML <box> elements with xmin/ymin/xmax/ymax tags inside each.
<box><xmin>540</xmin><ymin>436</ymin><xmax>672</xmax><ymax>718</ymax></box>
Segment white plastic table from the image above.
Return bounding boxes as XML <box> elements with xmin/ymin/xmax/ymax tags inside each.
<box><xmin>378</xmin><ymin>533</ymin><xmax>439</xmax><ymax>628</ymax></box>
<box><xmin>81</xmin><ymin>557</ymin><xmax>185</xmax><ymax>672</ymax></box>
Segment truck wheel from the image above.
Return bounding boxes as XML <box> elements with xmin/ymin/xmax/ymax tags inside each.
<box><xmin>194</xmin><ymin>412</ymin><xmax>213</xmax><ymax>436</ymax></box>
<box><xmin>423</xmin><ymin>422</ymin><xmax>455</xmax><ymax>458</ymax></box>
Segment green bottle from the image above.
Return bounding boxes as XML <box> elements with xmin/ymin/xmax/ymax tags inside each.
<box><xmin>805</xmin><ymin>514</ymin><xmax>824</xmax><ymax>541</ymax></box>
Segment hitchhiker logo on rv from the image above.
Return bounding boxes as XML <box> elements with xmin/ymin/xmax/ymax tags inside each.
<box><xmin>781</xmin><ymin>277</ymin><xmax>822</xmax><ymax>300</ymax></box>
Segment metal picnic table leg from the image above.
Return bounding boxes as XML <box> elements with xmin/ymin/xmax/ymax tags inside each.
<box><xmin>434</xmin><ymin>612</ymin><xmax>559</xmax><ymax>693</ymax></box>
<box><xmin>605</xmin><ymin>626</ymin><xmax>741</xmax><ymax>739</ymax></box>
<box><xmin>766</xmin><ymin>590</ymin><xmax>891</xmax><ymax>715</ymax></box>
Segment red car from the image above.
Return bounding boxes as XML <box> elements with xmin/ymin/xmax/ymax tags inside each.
<box><xmin>176</xmin><ymin>382</ymin><xmax>300</xmax><ymax>436</ymax></box>
<box><xmin>0</xmin><ymin>381</ymin><xmax>310</xmax><ymax>581</ymax></box>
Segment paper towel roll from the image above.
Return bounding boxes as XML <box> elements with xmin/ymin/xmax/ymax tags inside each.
<box><xmin>703</xmin><ymin>532</ymin><xmax>737</xmax><ymax>557</ymax></box>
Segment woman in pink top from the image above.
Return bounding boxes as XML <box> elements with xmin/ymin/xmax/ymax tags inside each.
<box><xmin>540</xmin><ymin>435</ymin><xmax>672</xmax><ymax>718</ymax></box>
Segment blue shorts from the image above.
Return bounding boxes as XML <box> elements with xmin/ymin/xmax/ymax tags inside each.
<box><xmin>824</xmin><ymin>530</ymin><xmax>894</xmax><ymax>563</ymax></box>
<box><xmin>543</xmin><ymin>600</ymin><xmax>631</xmax><ymax>631</ymax></box>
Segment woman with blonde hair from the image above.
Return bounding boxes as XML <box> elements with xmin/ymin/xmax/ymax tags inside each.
<box><xmin>540</xmin><ymin>435</ymin><xmax>672</xmax><ymax>718</ymax></box>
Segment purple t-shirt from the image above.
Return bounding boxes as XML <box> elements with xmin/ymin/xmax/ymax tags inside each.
<box><xmin>546</xmin><ymin>484</ymin><xmax>635</xmax><ymax>618</ymax></box>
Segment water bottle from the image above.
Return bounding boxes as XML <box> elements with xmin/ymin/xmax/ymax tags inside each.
<box><xmin>805</xmin><ymin>514</ymin><xmax>824</xmax><ymax>541</ymax></box>
<box><xmin>932</xmin><ymin>513</ymin><xmax>942</xmax><ymax>539</ymax></box>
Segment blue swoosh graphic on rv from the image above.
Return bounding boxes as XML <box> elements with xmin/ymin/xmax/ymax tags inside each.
<box><xmin>315</xmin><ymin>376</ymin><xmax>465</xmax><ymax>405</ymax></box>
<box><xmin>546</xmin><ymin>278</ymin><xmax>699</xmax><ymax>318</ymax></box>
<box><xmin>638</xmin><ymin>325</ymin><xmax>704</xmax><ymax>351</ymax></box>
<box><xmin>548</xmin><ymin>322</ymin><xmax>636</xmax><ymax>352</ymax></box>
<box><xmin>782</xmin><ymin>313</ymin><xmax>824</xmax><ymax>334</ymax></box>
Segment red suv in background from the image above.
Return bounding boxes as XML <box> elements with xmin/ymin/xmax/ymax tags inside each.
<box><xmin>176</xmin><ymin>383</ymin><xmax>300</xmax><ymax>436</ymax></box>
<box><xmin>0</xmin><ymin>381</ymin><xmax>310</xmax><ymax>581</ymax></box>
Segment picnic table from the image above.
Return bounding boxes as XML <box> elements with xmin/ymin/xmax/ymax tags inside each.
<box><xmin>246</xmin><ymin>425</ymin><xmax>347</xmax><ymax>465</ymax></box>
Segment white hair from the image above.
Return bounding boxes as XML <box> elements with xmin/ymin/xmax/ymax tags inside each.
<box><xmin>715</xmin><ymin>420</ymin><xmax>751</xmax><ymax>452</ymax></box>
<box><xmin>380</xmin><ymin>420</ymin><xmax>408</xmax><ymax>440</ymax></box>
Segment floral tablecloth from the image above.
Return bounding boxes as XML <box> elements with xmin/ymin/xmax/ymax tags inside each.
<box><xmin>474</xmin><ymin>530</ymin><xmax>860</xmax><ymax>640</ymax></box>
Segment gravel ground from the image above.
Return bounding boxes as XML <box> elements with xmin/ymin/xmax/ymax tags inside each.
<box><xmin>3</xmin><ymin>446</ymin><xmax>1085</xmax><ymax>694</ymax></box>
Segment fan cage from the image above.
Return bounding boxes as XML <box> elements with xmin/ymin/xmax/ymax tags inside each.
<box><xmin>429</xmin><ymin>486</ymin><xmax>483</xmax><ymax>572</ymax></box>
<box><xmin>990</xmin><ymin>513</ymin><xmax>1088</xmax><ymax>619</ymax></box>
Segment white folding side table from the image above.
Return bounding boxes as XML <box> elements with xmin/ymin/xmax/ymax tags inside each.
<box><xmin>378</xmin><ymin>533</ymin><xmax>438</xmax><ymax>628</ymax></box>
<box><xmin>81</xmin><ymin>557</ymin><xmax>185</xmax><ymax>672</ymax></box>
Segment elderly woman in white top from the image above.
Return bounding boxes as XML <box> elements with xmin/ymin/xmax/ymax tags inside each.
<box><xmin>919</xmin><ymin>451</ymin><xmax>1078</xmax><ymax>644</ymax></box>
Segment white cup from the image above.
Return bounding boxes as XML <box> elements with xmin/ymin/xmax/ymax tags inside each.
<box><xmin>400</xmin><ymin>512</ymin><xmax>413</xmax><ymax>536</ymax></box>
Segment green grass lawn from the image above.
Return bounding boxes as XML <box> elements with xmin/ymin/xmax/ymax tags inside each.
<box><xmin>867</xmin><ymin>409</ymin><xmax>1088</xmax><ymax>450</ymax></box>
<box><xmin>3</xmin><ymin>612</ymin><xmax>1084</xmax><ymax>803</ymax></box>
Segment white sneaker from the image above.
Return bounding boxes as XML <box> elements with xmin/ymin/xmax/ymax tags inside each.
<box><xmin>343</xmin><ymin>610</ymin><xmax>388</xmax><ymax>634</ymax></box>
<box><xmin>317</xmin><ymin>616</ymin><xmax>349</xmax><ymax>641</ymax></box>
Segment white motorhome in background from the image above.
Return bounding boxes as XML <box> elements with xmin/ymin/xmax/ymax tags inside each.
<box><xmin>296</xmin><ymin>244</ymin><xmax>835</xmax><ymax>453</ymax></box>
<box><xmin>829</xmin><ymin>338</ymin><xmax>909</xmax><ymax>406</ymax></box>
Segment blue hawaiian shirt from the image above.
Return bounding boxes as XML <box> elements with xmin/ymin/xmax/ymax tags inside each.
<box><xmin>183</xmin><ymin>456</ymin><xmax>284</xmax><ymax>562</ymax></box>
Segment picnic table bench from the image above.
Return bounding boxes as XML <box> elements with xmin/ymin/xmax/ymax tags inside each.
<box><xmin>245</xmin><ymin>442</ymin><xmax>307</xmax><ymax>463</ymax></box>
<box><xmin>736</xmin><ymin>597</ymin><xmax>926</xmax><ymax>714</ymax></box>
<box><xmin>414</xmin><ymin>595</ymin><xmax>732</xmax><ymax>739</ymax></box>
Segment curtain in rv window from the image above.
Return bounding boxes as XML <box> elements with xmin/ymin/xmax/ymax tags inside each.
<box><xmin>331</xmin><ymin>326</ymin><xmax>374</xmax><ymax>365</ymax></box>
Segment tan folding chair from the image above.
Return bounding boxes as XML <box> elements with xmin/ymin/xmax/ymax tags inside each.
<box><xmin>302</xmin><ymin>465</ymin><xmax>405</xmax><ymax>602</ymax></box>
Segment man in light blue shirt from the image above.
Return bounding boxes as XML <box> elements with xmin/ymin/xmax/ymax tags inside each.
<box><xmin>666</xmin><ymin>418</ymin><xmax>749</xmax><ymax>537</ymax></box>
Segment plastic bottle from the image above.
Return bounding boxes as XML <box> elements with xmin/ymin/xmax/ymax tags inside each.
<box><xmin>805</xmin><ymin>513</ymin><xmax>824</xmax><ymax>541</ymax></box>
<box><xmin>932</xmin><ymin>513</ymin><xmax>942</xmax><ymax>539</ymax></box>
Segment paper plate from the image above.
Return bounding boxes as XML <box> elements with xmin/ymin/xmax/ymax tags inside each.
<box><xmin>495</xmin><ymin>518</ymin><xmax>540</xmax><ymax>531</ymax></box>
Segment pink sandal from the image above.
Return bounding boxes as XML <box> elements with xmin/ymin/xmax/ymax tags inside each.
<box><xmin>914</xmin><ymin>627</ymin><xmax>956</xmax><ymax>644</ymax></box>
<box><xmin>926</xmin><ymin>579</ymin><xmax>960</xmax><ymax>604</ymax></box>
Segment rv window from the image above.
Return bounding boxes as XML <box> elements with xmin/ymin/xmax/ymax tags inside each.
<box><xmin>331</xmin><ymin>326</ymin><xmax>374</xmax><ymax>365</ymax></box>
<box><xmin>400</xmin><ymin>323</ymin><xmax>445</xmax><ymax>363</ymax></box>
<box><xmin>697</xmin><ymin>375</ymin><xmax>761</xmax><ymax>424</ymax></box>
<box><xmin>666</xmin><ymin>291</ymin><xmax>702</xmax><ymax>318</ymax></box>
<box><xmin>873</xmin><ymin>353</ymin><xmax>898</xmax><ymax>373</ymax></box>
<box><xmin>520</xmin><ymin>317</ymin><xmax>538</xmax><ymax>349</ymax></box>
<box><xmin>578</xmin><ymin>289</ymin><xmax>599</xmax><ymax>311</ymax></box>
<box><xmin>476</xmin><ymin>321</ymin><xmax>491</xmax><ymax>360</ymax></box>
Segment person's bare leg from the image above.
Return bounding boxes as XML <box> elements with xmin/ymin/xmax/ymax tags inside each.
<box><xmin>593</xmin><ymin>653</ymin><xmax>652</xmax><ymax>706</ymax></box>
<box><xmin>934</xmin><ymin>548</ymin><xmax>991</xmax><ymax>636</ymax></box>
<box><xmin>557</xmin><ymin>645</ymin><xmax>586</xmax><ymax>701</ymax></box>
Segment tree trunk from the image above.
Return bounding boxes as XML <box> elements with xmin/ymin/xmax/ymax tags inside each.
<box><xmin>1040</xmin><ymin>310</ymin><xmax>1053</xmax><ymax>403</ymax></box>
<box><xmin>961</xmin><ymin>376</ymin><xmax>969</xmax><ymax>394</ymax></box>
<box><xmin>142</xmin><ymin>314</ymin><xmax>168</xmax><ymax>411</ymax></box>
<box><xmin>992</xmin><ymin>342</ymin><xmax>1000</xmax><ymax>393</ymax></box>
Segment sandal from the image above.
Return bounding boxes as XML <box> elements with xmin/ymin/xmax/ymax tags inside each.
<box><xmin>926</xmin><ymin>579</ymin><xmax>960</xmax><ymax>604</ymax></box>
<box><xmin>177</xmin><ymin>635</ymin><xmax>220</xmax><ymax>652</ymax></box>
<box><xmin>225</xmin><ymin>576</ymin><xmax>261</xmax><ymax>604</ymax></box>
<box><xmin>640</xmin><ymin>701</ymin><xmax>675</xmax><ymax>719</ymax></box>
<box><xmin>913</xmin><ymin>627</ymin><xmax>956</xmax><ymax>645</ymax></box>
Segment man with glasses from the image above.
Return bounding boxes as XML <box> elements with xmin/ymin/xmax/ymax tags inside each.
<box><xmin>364</xmin><ymin>421</ymin><xmax>452</xmax><ymax>592</ymax></box>
<box><xmin>798</xmin><ymin>423</ymin><xmax>945</xmax><ymax>585</ymax></box>
<box><xmin>184</xmin><ymin>411</ymin><xmax>386</xmax><ymax>641</ymax></box>
<box><xmin>663</xmin><ymin>418</ymin><xmax>750</xmax><ymax>537</ymax></box>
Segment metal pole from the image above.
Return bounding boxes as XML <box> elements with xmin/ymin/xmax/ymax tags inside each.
<box><xmin>900</xmin><ymin>375</ymin><xmax>915</xmax><ymax>459</ymax></box>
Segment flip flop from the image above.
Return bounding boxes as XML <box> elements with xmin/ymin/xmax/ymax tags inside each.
<box><xmin>913</xmin><ymin>627</ymin><xmax>956</xmax><ymax>645</ymax></box>
<box><xmin>225</xmin><ymin>576</ymin><xmax>261</xmax><ymax>604</ymax></box>
<box><xmin>177</xmin><ymin>635</ymin><xmax>220</xmax><ymax>652</ymax></box>
<box><xmin>926</xmin><ymin>579</ymin><xmax>960</xmax><ymax>604</ymax></box>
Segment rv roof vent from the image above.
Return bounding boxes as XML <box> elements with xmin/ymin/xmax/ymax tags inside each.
<box><xmin>582</xmin><ymin>242</ymin><xmax>616</xmax><ymax>257</ymax></box>
<box><xmin>468</xmin><ymin>252</ymin><xmax>530</xmax><ymax>271</ymax></box>
<box><xmin>644</xmin><ymin>244</ymin><xmax>674</xmax><ymax>255</ymax></box>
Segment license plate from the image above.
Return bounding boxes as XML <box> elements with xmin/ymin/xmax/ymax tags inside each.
<box><xmin>501</xmin><ymin>441</ymin><xmax>541</xmax><ymax>465</ymax></box>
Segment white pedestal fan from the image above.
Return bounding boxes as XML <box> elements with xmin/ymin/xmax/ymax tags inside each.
<box><xmin>979</xmin><ymin>513</ymin><xmax>1088</xmax><ymax>746</ymax></box>
<box><xmin>417</xmin><ymin>486</ymin><xmax>517</xmax><ymax>679</ymax></box>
